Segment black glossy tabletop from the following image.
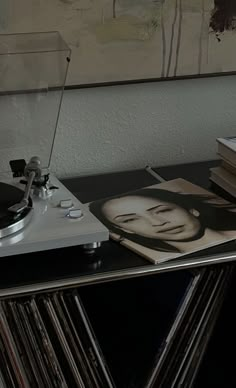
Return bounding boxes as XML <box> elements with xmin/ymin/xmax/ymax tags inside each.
<box><xmin>2</xmin><ymin>158</ymin><xmax>236</xmax><ymax>291</ymax></box>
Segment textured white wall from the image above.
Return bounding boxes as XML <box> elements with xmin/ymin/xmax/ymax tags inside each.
<box><xmin>51</xmin><ymin>75</ymin><xmax>236</xmax><ymax>178</ymax></box>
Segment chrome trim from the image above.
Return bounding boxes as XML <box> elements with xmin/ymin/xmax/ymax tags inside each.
<box><xmin>0</xmin><ymin>209</ymin><xmax>33</xmax><ymax>238</ymax></box>
<box><xmin>82</xmin><ymin>242</ymin><xmax>101</xmax><ymax>250</ymax></box>
<box><xmin>0</xmin><ymin>250</ymin><xmax>236</xmax><ymax>298</ymax></box>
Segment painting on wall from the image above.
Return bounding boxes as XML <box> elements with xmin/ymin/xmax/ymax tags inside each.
<box><xmin>0</xmin><ymin>0</ymin><xmax>236</xmax><ymax>87</ymax></box>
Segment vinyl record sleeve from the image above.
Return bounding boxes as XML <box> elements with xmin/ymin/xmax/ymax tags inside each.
<box><xmin>148</xmin><ymin>267</ymin><xmax>232</xmax><ymax>388</ymax></box>
<box><xmin>174</xmin><ymin>267</ymin><xmax>233</xmax><ymax>388</ymax></box>
<box><xmin>63</xmin><ymin>290</ymin><xmax>115</xmax><ymax>388</ymax></box>
<box><xmin>1</xmin><ymin>300</ymin><xmax>42</xmax><ymax>387</ymax></box>
<box><xmin>54</xmin><ymin>292</ymin><xmax>104</xmax><ymax>388</ymax></box>
<box><xmin>50</xmin><ymin>292</ymin><xmax>96</xmax><ymax>388</ymax></box>
<box><xmin>16</xmin><ymin>302</ymin><xmax>54</xmax><ymax>387</ymax></box>
<box><xmin>0</xmin><ymin>327</ymin><xmax>18</xmax><ymax>387</ymax></box>
<box><xmin>88</xmin><ymin>178</ymin><xmax>236</xmax><ymax>265</ymax></box>
<box><xmin>37</xmin><ymin>296</ymin><xmax>85</xmax><ymax>388</ymax></box>
<box><xmin>193</xmin><ymin>267</ymin><xmax>236</xmax><ymax>388</ymax></box>
<box><xmin>145</xmin><ymin>270</ymin><xmax>218</xmax><ymax>387</ymax></box>
<box><xmin>25</xmin><ymin>299</ymin><xmax>68</xmax><ymax>388</ymax></box>
<box><xmin>171</xmin><ymin>272</ymin><xmax>229</xmax><ymax>388</ymax></box>
<box><xmin>78</xmin><ymin>269</ymin><xmax>200</xmax><ymax>388</ymax></box>
<box><xmin>148</xmin><ymin>269</ymin><xmax>219</xmax><ymax>387</ymax></box>
<box><xmin>0</xmin><ymin>303</ymin><xmax>30</xmax><ymax>388</ymax></box>
<box><xmin>0</xmin><ymin>367</ymin><xmax>8</xmax><ymax>388</ymax></box>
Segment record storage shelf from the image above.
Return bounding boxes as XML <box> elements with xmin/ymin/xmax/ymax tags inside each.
<box><xmin>0</xmin><ymin>160</ymin><xmax>235</xmax><ymax>388</ymax></box>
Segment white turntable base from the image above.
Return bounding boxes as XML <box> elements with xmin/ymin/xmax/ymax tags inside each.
<box><xmin>0</xmin><ymin>175</ymin><xmax>109</xmax><ymax>257</ymax></box>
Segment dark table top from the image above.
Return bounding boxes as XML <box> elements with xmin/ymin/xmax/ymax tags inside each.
<box><xmin>1</xmin><ymin>158</ymin><xmax>236</xmax><ymax>295</ymax></box>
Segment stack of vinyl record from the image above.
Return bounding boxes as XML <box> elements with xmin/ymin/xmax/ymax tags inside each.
<box><xmin>0</xmin><ymin>265</ymin><xmax>232</xmax><ymax>388</ymax></box>
<box><xmin>0</xmin><ymin>291</ymin><xmax>114</xmax><ymax>388</ymax></box>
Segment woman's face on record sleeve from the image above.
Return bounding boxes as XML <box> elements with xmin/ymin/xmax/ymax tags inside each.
<box><xmin>102</xmin><ymin>195</ymin><xmax>201</xmax><ymax>242</ymax></box>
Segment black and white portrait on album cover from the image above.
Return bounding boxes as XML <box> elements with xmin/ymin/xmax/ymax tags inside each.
<box><xmin>88</xmin><ymin>178</ymin><xmax>236</xmax><ymax>264</ymax></box>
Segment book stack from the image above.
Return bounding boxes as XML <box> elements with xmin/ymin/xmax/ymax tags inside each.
<box><xmin>210</xmin><ymin>136</ymin><xmax>236</xmax><ymax>198</ymax></box>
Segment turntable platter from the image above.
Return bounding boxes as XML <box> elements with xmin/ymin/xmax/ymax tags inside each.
<box><xmin>0</xmin><ymin>182</ymin><xmax>33</xmax><ymax>238</ymax></box>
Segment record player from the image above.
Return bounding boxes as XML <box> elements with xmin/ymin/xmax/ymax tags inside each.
<box><xmin>0</xmin><ymin>31</ymin><xmax>109</xmax><ymax>258</ymax></box>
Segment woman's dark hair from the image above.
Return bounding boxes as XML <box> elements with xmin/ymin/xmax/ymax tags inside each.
<box><xmin>89</xmin><ymin>187</ymin><xmax>236</xmax><ymax>253</ymax></box>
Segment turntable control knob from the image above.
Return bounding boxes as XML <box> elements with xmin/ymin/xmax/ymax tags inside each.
<box><xmin>59</xmin><ymin>199</ymin><xmax>73</xmax><ymax>208</ymax></box>
<box><xmin>67</xmin><ymin>209</ymin><xmax>83</xmax><ymax>219</ymax></box>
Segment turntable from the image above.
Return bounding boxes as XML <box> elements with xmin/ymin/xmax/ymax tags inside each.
<box><xmin>0</xmin><ymin>32</ymin><xmax>109</xmax><ymax>257</ymax></box>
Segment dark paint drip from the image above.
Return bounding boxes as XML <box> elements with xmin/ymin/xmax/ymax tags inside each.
<box><xmin>210</xmin><ymin>0</ymin><xmax>236</xmax><ymax>37</ymax></box>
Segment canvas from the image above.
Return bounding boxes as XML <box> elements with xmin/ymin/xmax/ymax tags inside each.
<box><xmin>0</xmin><ymin>0</ymin><xmax>236</xmax><ymax>86</ymax></box>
